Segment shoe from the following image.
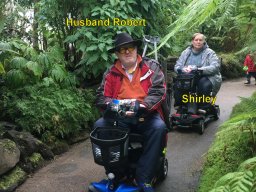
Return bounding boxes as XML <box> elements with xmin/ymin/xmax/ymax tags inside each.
<box><xmin>134</xmin><ymin>180</ymin><xmax>154</xmax><ymax>192</ymax></box>
<box><xmin>244</xmin><ymin>81</ymin><xmax>250</xmax><ymax>84</ymax></box>
<box><xmin>139</xmin><ymin>183</ymin><xmax>154</xmax><ymax>192</ymax></box>
<box><xmin>198</xmin><ymin>109</ymin><xmax>206</xmax><ymax>114</ymax></box>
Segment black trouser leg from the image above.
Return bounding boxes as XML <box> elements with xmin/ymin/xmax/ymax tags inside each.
<box><xmin>197</xmin><ymin>77</ymin><xmax>213</xmax><ymax>109</ymax></box>
<box><xmin>174</xmin><ymin>89</ymin><xmax>187</xmax><ymax>106</ymax></box>
<box><xmin>247</xmin><ymin>72</ymin><xmax>252</xmax><ymax>83</ymax></box>
<box><xmin>249</xmin><ymin>72</ymin><xmax>256</xmax><ymax>84</ymax></box>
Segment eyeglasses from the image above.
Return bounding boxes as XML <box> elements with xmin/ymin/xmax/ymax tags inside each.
<box><xmin>117</xmin><ymin>46</ymin><xmax>135</xmax><ymax>54</ymax></box>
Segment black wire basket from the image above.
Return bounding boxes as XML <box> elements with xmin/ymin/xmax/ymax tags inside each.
<box><xmin>174</xmin><ymin>74</ymin><xmax>196</xmax><ymax>91</ymax></box>
<box><xmin>90</xmin><ymin>127</ymin><xmax>129</xmax><ymax>168</ymax></box>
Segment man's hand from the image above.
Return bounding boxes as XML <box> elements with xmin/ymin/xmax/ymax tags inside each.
<box><xmin>125</xmin><ymin>102</ymin><xmax>146</xmax><ymax>117</ymax></box>
<box><xmin>125</xmin><ymin>111</ymin><xmax>135</xmax><ymax>117</ymax></box>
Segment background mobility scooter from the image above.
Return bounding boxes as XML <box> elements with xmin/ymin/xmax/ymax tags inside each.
<box><xmin>88</xmin><ymin>99</ymin><xmax>168</xmax><ymax>192</ymax></box>
<box><xmin>170</xmin><ymin>68</ymin><xmax>220</xmax><ymax>134</ymax></box>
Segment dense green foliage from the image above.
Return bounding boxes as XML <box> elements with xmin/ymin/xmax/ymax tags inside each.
<box><xmin>160</xmin><ymin>0</ymin><xmax>256</xmax><ymax>55</ymax></box>
<box><xmin>204</xmin><ymin>0</ymin><xmax>256</xmax><ymax>53</ymax></box>
<box><xmin>219</xmin><ymin>53</ymin><xmax>244</xmax><ymax>79</ymax></box>
<box><xmin>0</xmin><ymin>36</ymin><xmax>98</xmax><ymax>144</ymax></box>
<box><xmin>199</xmin><ymin>92</ymin><xmax>256</xmax><ymax>192</ymax></box>
<box><xmin>0</xmin><ymin>39</ymin><xmax>76</xmax><ymax>88</ymax></box>
<box><xmin>1</xmin><ymin>82</ymin><xmax>97</xmax><ymax>143</ymax></box>
<box><xmin>0</xmin><ymin>0</ymin><xmax>255</xmax><ymax>155</ymax></box>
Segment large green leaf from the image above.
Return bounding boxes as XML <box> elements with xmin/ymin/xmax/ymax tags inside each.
<box><xmin>86</xmin><ymin>45</ymin><xmax>98</xmax><ymax>52</ymax></box>
<box><xmin>6</xmin><ymin>69</ymin><xmax>26</xmax><ymax>87</ymax></box>
<box><xmin>38</xmin><ymin>53</ymin><xmax>50</xmax><ymax>69</ymax></box>
<box><xmin>25</xmin><ymin>61</ymin><xmax>43</xmax><ymax>77</ymax></box>
<box><xmin>98</xmin><ymin>43</ymin><xmax>105</xmax><ymax>52</ymax></box>
<box><xmin>86</xmin><ymin>54</ymin><xmax>99</xmax><ymax>65</ymax></box>
<box><xmin>0</xmin><ymin>62</ymin><xmax>5</xmax><ymax>74</ymax></box>
<box><xmin>0</xmin><ymin>42</ymin><xmax>19</xmax><ymax>54</ymax></box>
<box><xmin>10</xmin><ymin>57</ymin><xmax>28</xmax><ymax>69</ymax></box>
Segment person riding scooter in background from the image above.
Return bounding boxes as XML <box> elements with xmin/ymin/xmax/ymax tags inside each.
<box><xmin>174</xmin><ymin>33</ymin><xmax>222</xmax><ymax>113</ymax></box>
<box><xmin>95</xmin><ymin>32</ymin><xmax>166</xmax><ymax>192</ymax></box>
<box><xmin>243</xmin><ymin>50</ymin><xmax>256</xmax><ymax>85</ymax></box>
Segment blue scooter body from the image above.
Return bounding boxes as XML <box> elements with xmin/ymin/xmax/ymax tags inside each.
<box><xmin>89</xmin><ymin>180</ymin><xmax>140</xmax><ymax>192</ymax></box>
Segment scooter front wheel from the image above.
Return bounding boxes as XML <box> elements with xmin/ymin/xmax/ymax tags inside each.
<box><xmin>214</xmin><ymin>106</ymin><xmax>220</xmax><ymax>120</ymax></box>
<box><xmin>158</xmin><ymin>158</ymin><xmax>168</xmax><ymax>181</ymax></box>
<box><xmin>197</xmin><ymin>120</ymin><xmax>205</xmax><ymax>135</ymax></box>
<box><xmin>88</xmin><ymin>184</ymin><xmax>98</xmax><ymax>192</ymax></box>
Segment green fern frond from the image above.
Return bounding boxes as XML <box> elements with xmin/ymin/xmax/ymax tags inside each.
<box><xmin>214</xmin><ymin>172</ymin><xmax>242</xmax><ymax>189</ymax></box>
<box><xmin>210</xmin><ymin>185</ymin><xmax>231</xmax><ymax>192</ymax></box>
<box><xmin>50</xmin><ymin>64</ymin><xmax>68</xmax><ymax>82</ymax></box>
<box><xmin>231</xmin><ymin>95</ymin><xmax>256</xmax><ymax>117</ymax></box>
<box><xmin>239</xmin><ymin>157</ymin><xmax>256</xmax><ymax>174</ymax></box>
<box><xmin>251</xmin><ymin>181</ymin><xmax>256</xmax><ymax>192</ymax></box>
<box><xmin>38</xmin><ymin>53</ymin><xmax>50</xmax><ymax>69</ymax></box>
<box><xmin>216</xmin><ymin>0</ymin><xmax>238</xmax><ymax>28</ymax></box>
<box><xmin>229</xmin><ymin>171</ymin><xmax>253</xmax><ymax>191</ymax></box>
<box><xmin>239</xmin><ymin>96</ymin><xmax>256</xmax><ymax>110</ymax></box>
<box><xmin>218</xmin><ymin>113</ymin><xmax>256</xmax><ymax>134</ymax></box>
<box><xmin>46</xmin><ymin>45</ymin><xmax>66</xmax><ymax>65</ymax></box>
<box><xmin>213</xmin><ymin>171</ymin><xmax>254</xmax><ymax>192</ymax></box>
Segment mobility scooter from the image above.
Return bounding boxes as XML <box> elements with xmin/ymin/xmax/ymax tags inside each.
<box><xmin>88</xmin><ymin>99</ymin><xmax>168</xmax><ymax>192</ymax></box>
<box><xmin>170</xmin><ymin>68</ymin><xmax>220</xmax><ymax>134</ymax></box>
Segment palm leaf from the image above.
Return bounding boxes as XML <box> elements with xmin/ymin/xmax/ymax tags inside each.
<box><xmin>9</xmin><ymin>57</ymin><xmax>28</xmax><ymax>69</ymax></box>
<box><xmin>6</xmin><ymin>69</ymin><xmax>26</xmax><ymax>87</ymax></box>
<box><xmin>25</xmin><ymin>61</ymin><xmax>43</xmax><ymax>77</ymax></box>
<box><xmin>0</xmin><ymin>42</ymin><xmax>19</xmax><ymax>54</ymax></box>
<box><xmin>156</xmin><ymin>0</ymin><xmax>226</xmax><ymax>52</ymax></box>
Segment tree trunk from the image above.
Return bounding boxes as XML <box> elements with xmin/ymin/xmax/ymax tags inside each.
<box><xmin>32</xmin><ymin>0</ymin><xmax>39</xmax><ymax>51</ymax></box>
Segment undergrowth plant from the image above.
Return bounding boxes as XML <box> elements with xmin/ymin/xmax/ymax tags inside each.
<box><xmin>0</xmin><ymin>39</ymin><xmax>76</xmax><ymax>88</ymax></box>
<box><xmin>199</xmin><ymin>92</ymin><xmax>256</xmax><ymax>192</ymax></box>
<box><xmin>210</xmin><ymin>157</ymin><xmax>256</xmax><ymax>192</ymax></box>
<box><xmin>1</xmin><ymin>81</ymin><xmax>98</xmax><ymax>144</ymax></box>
